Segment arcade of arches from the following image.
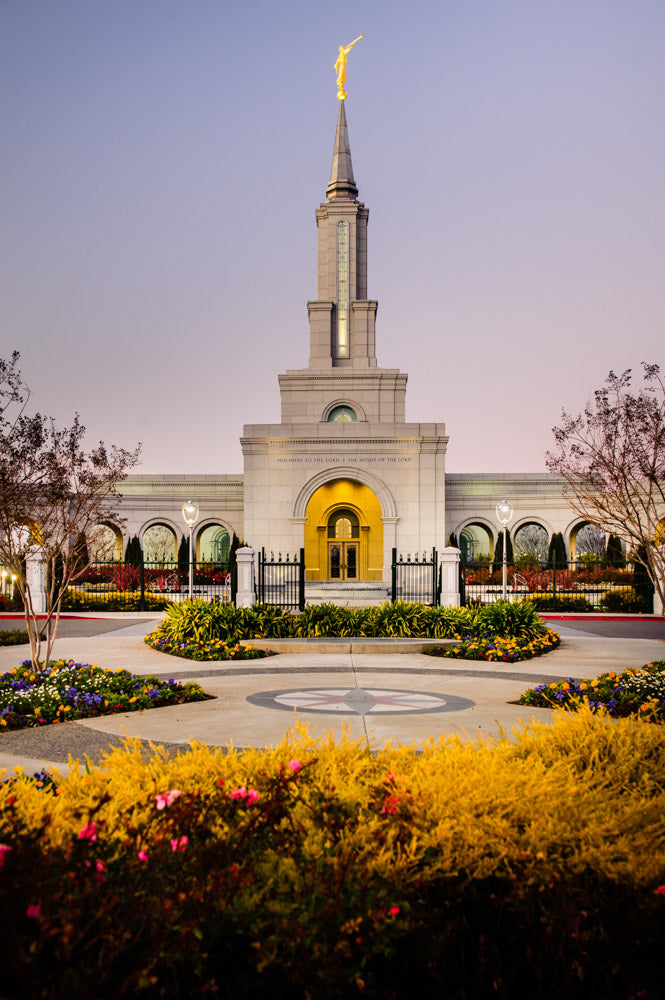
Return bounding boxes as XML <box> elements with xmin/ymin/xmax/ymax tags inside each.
<box><xmin>304</xmin><ymin>479</ymin><xmax>383</xmax><ymax>582</ymax></box>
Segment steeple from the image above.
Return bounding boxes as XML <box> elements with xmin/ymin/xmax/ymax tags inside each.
<box><xmin>326</xmin><ymin>100</ymin><xmax>358</xmax><ymax>201</ymax></box>
<box><xmin>303</xmin><ymin>102</ymin><xmax>377</xmax><ymax>369</ymax></box>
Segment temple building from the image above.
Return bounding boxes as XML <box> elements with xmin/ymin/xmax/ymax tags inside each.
<box><xmin>112</xmin><ymin>101</ymin><xmax>602</xmax><ymax>599</ymax></box>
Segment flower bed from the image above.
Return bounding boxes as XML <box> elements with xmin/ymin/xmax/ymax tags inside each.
<box><xmin>426</xmin><ymin>628</ymin><xmax>561</xmax><ymax>662</ymax></box>
<box><xmin>0</xmin><ymin>660</ymin><xmax>208</xmax><ymax>730</ymax></box>
<box><xmin>1</xmin><ymin>711</ymin><xmax>664</xmax><ymax>998</ymax></box>
<box><xmin>145</xmin><ymin>634</ymin><xmax>272</xmax><ymax>661</ymax></box>
<box><xmin>519</xmin><ymin>660</ymin><xmax>665</xmax><ymax>720</ymax></box>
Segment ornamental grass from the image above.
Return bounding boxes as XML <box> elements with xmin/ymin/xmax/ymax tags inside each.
<box><xmin>146</xmin><ymin>599</ymin><xmax>549</xmax><ymax>652</ymax></box>
<box><xmin>520</xmin><ymin>659</ymin><xmax>665</xmax><ymax>721</ymax></box>
<box><xmin>0</xmin><ymin>661</ymin><xmax>208</xmax><ymax>730</ymax></box>
<box><xmin>1</xmin><ymin>709</ymin><xmax>665</xmax><ymax>998</ymax></box>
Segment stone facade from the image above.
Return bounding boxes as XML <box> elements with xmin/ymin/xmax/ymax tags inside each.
<box><xmin>240</xmin><ymin>101</ymin><xmax>448</xmax><ymax>583</ymax></box>
<box><xmin>112</xmin><ymin>103</ymin><xmax>599</xmax><ymax>580</ymax></box>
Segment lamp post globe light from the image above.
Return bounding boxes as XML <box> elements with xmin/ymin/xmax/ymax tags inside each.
<box><xmin>181</xmin><ymin>501</ymin><xmax>200</xmax><ymax>600</ymax></box>
<box><xmin>496</xmin><ymin>501</ymin><xmax>514</xmax><ymax>601</ymax></box>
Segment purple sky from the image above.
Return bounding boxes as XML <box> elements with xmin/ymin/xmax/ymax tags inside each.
<box><xmin>3</xmin><ymin>1</ymin><xmax>664</xmax><ymax>475</ymax></box>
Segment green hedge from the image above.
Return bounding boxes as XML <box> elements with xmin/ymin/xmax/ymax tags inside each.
<box><xmin>62</xmin><ymin>591</ymin><xmax>171</xmax><ymax>612</ymax></box>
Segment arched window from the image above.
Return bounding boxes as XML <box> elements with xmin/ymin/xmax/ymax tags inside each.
<box><xmin>327</xmin><ymin>405</ymin><xmax>357</xmax><ymax>423</ymax></box>
<box><xmin>142</xmin><ymin>524</ymin><xmax>177</xmax><ymax>564</ymax></box>
<box><xmin>514</xmin><ymin>523</ymin><xmax>549</xmax><ymax>563</ymax></box>
<box><xmin>327</xmin><ymin>508</ymin><xmax>360</xmax><ymax>539</ymax></box>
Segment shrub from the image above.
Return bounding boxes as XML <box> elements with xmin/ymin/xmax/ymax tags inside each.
<box><xmin>525</xmin><ymin>593</ymin><xmax>594</xmax><ymax>612</ymax></box>
<box><xmin>601</xmin><ymin>586</ymin><xmax>649</xmax><ymax>613</ymax></box>
<box><xmin>147</xmin><ymin>601</ymin><xmax>548</xmax><ymax>654</ymax></box>
<box><xmin>61</xmin><ymin>591</ymin><xmax>170</xmax><ymax>612</ymax></box>
<box><xmin>124</xmin><ymin>535</ymin><xmax>142</xmax><ymax>566</ymax></box>
<box><xmin>474</xmin><ymin>599</ymin><xmax>547</xmax><ymax>640</ymax></box>
<box><xmin>0</xmin><ymin>630</ymin><xmax>32</xmax><ymax>647</ymax></box>
<box><xmin>1</xmin><ymin>711</ymin><xmax>664</xmax><ymax>998</ymax></box>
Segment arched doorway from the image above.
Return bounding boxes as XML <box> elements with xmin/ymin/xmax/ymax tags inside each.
<box><xmin>304</xmin><ymin>479</ymin><xmax>383</xmax><ymax>582</ymax></box>
<box><xmin>198</xmin><ymin>524</ymin><xmax>231</xmax><ymax>564</ymax></box>
<box><xmin>459</xmin><ymin>523</ymin><xmax>493</xmax><ymax>563</ymax></box>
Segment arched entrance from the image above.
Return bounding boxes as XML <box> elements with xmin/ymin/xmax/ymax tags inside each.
<box><xmin>304</xmin><ymin>479</ymin><xmax>383</xmax><ymax>582</ymax></box>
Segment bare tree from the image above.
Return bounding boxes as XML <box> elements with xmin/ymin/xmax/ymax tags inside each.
<box><xmin>0</xmin><ymin>352</ymin><xmax>140</xmax><ymax>669</ymax></box>
<box><xmin>546</xmin><ymin>363</ymin><xmax>665</xmax><ymax>607</ymax></box>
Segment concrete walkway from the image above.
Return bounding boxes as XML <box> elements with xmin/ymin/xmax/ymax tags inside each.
<box><xmin>1</xmin><ymin>615</ymin><xmax>663</xmax><ymax>777</ymax></box>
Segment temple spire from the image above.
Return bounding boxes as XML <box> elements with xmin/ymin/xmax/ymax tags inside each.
<box><xmin>326</xmin><ymin>101</ymin><xmax>358</xmax><ymax>201</ymax></box>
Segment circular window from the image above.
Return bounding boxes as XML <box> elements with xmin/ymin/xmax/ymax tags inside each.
<box><xmin>327</xmin><ymin>405</ymin><xmax>357</xmax><ymax>423</ymax></box>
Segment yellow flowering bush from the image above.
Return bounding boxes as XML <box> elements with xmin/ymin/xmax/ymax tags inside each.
<box><xmin>1</xmin><ymin>709</ymin><xmax>664</xmax><ymax>997</ymax></box>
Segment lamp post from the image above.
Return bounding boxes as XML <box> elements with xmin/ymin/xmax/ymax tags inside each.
<box><xmin>496</xmin><ymin>500</ymin><xmax>513</xmax><ymax>601</ymax></box>
<box><xmin>181</xmin><ymin>501</ymin><xmax>200</xmax><ymax>600</ymax></box>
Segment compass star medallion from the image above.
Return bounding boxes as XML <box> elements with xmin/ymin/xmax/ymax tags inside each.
<box><xmin>247</xmin><ymin>687</ymin><xmax>474</xmax><ymax>716</ymax></box>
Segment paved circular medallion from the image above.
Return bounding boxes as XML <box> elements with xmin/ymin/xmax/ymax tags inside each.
<box><xmin>247</xmin><ymin>687</ymin><xmax>475</xmax><ymax>715</ymax></box>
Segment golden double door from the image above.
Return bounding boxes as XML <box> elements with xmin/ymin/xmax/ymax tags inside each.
<box><xmin>328</xmin><ymin>540</ymin><xmax>358</xmax><ymax>580</ymax></box>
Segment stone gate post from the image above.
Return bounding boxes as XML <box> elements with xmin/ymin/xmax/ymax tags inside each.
<box><xmin>235</xmin><ymin>547</ymin><xmax>256</xmax><ymax>608</ymax></box>
<box><xmin>439</xmin><ymin>547</ymin><xmax>461</xmax><ymax>607</ymax></box>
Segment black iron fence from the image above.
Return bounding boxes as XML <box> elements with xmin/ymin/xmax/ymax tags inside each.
<box><xmin>63</xmin><ymin>559</ymin><xmax>232</xmax><ymax>612</ymax></box>
<box><xmin>257</xmin><ymin>548</ymin><xmax>305</xmax><ymax>611</ymax></box>
<box><xmin>461</xmin><ymin>556</ymin><xmax>654</xmax><ymax>613</ymax></box>
<box><xmin>392</xmin><ymin>548</ymin><xmax>440</xmax><ymax>606</ymax></box>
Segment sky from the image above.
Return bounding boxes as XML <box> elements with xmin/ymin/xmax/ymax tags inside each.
<box><xmin>2</xmin><ymin>0</ymin><xmax>664</xmax><ymax>475</ymax></box>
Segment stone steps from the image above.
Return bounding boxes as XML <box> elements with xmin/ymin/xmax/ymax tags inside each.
<box><xmin>304</xmin><ymin>582</ymin><xmax>391</xmax><ymax>608</ymax></box>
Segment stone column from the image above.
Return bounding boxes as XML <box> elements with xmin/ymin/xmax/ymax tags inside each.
<box><xmin>235</xmin><ymin>547</ymin><xmax>256</xmax><ymax>609</ymax></box>
<box><xmin>381</xmin><ymin>517</ymin><xmax>398</xmax><ymax>586</ymax></box>
<box><xmin>439</xmin><ymin>547</ymin><xmax>461</xmax><ymax>608</ymax></box>
<box><xmin>25</xmin><ymin>546</ymin><xmax>47</xmax><ymax>614</ymax></box>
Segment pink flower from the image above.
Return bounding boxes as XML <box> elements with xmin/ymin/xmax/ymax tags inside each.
<box><xmin>288</xmin><ymin>759</ymin><xmax>301</xmax><ymax>772</ymax></box>
<box><xmin>170</xmin><ymin>835</ymin><xmax>189</xmax><ymax>852</ymax></box>
<box><xmin>231</xmin><ymin>786</ymin><xmax>260</xmax><ymax>803</ymax></box>
<box><xmin>95</xmin><ymin>859</ymin><xmax>106</xmax><ymax>872</ymax></box>
<box><xmin>654</xmin><ymin>885</ymin><xmax>665</xmax><ymax>896</ymax></box>
<box><xmin>26</xmin><ymin>903</ymin><xmax>41</xmax><ymax>919</ymax></box>
<box><xmin>137</xmin><ymin>850</ymin><xmax>148</xmax><ymax>862</ymax></box>
<box><xmin>78</xmin><ymin>822</ymin><xmax>97</xmax><ymax>842</ymax></box>
<box><xmin>388</xmin><ymin>906</ymin><xmax>400</xmax><ymax>916</ymax></box>
<box><xmin>155</xmin><ymin>789</ymin><xmax>182</xmax><ymax>811</ymax></box>
<box><xmin>0</xmin><ymin>844</ymin><xmax>11</xmax><ymax>866</ymax></box>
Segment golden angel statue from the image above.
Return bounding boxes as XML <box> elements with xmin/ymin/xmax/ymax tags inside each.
<box><xmin>335</xmin><ymin>34</ymin><xmax>364</xmax><ymax>100</ymax></box>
